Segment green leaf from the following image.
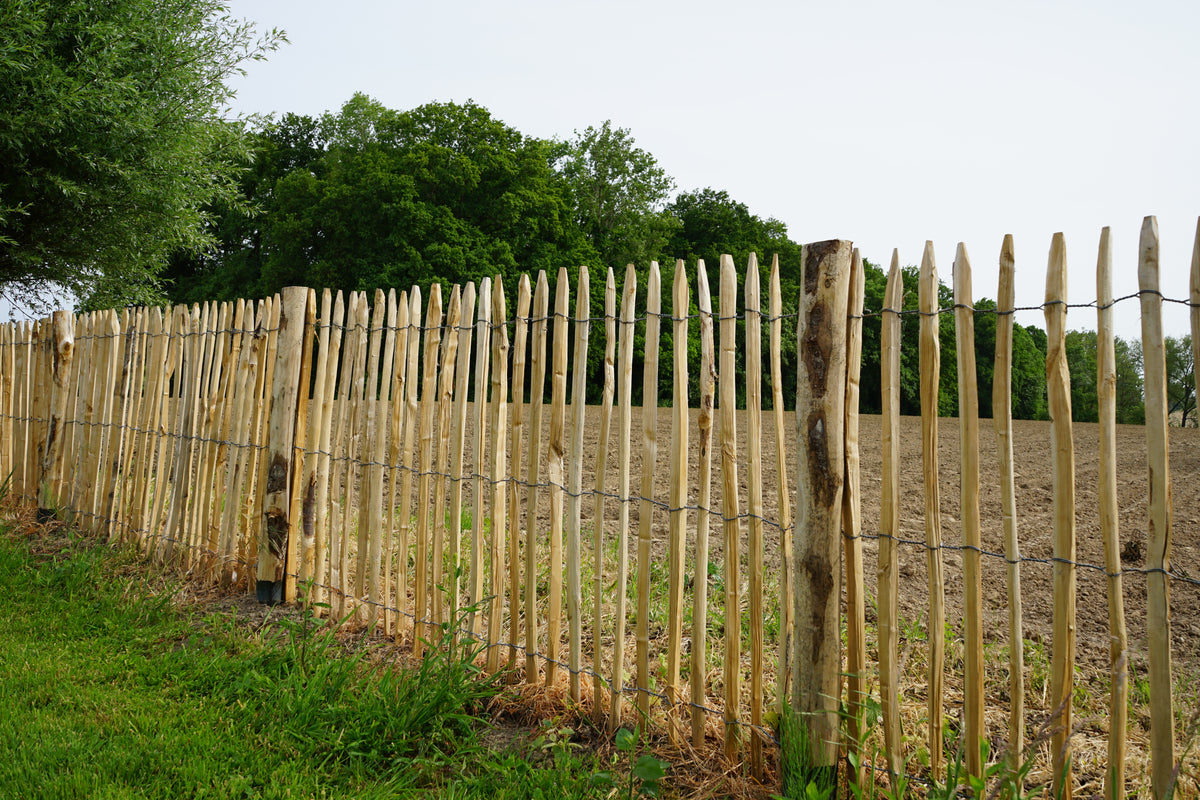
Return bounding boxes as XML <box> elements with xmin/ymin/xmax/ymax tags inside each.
<box><xmin>615</xmin><ymin>727</ymin><xmax>636</xmax><ymax>751</ymax></box>
<box><xmin>632</xmin><ymin>754</ymin><xmax>667</xmax><ymax>783</ymax></box>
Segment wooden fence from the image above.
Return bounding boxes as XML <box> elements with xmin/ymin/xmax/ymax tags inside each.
<box><xmin>2</xmin><ymin>217</ymin><xmax>1198</xmax><ymax>798</ymax></box>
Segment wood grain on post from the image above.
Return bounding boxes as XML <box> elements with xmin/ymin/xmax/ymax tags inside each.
<box><xmin>471</xmin><ymin>279</ymin><xmax>492</xmax><ymax>638</ymax></box>
<box><xmin>953</xmin><ymin>244</ymin><xmax>985</xmax><ymax>781</ymax></box>
<box><xmin>284</xmin><ymin>292</ymin><xmax>316</xmax><ymax>602</ymax></box>
<box><xmin>313</xmin><ymin>291</ymin><xmax>342</xmax><ymax>608</ymax></box>
<box><xmin>692</xmin><ymin>260</ymin><xmax>715</xmax><ymax>746</ymax></box>
<box><xmin>994</xmin><ymin>236</ymin><xmax>1026</xmax><ymax>778</ymax></box>
<box><xmin>382</xmin><ymin>290</ymin><xmax>408</xmax><ymax>633</ymax></box>
<box><xmin>341</xmin><ymin>297</ymin><xmax>368</xmax><ymax>615</ymax></box>
<box><xmin>1044</xmin><ymin>232</ymin><xmax>1077</xmax><ymax>798</ymax></box>
<box><xmin>566</xmin><ymin>267</ymin><xmax>589</xmax><ymax>698</ymax></box>
<box><xmin>636</xmin><ymin>262</ymin><xmax>662</xmax><ymax>722</ymax></box>
<box><xmin>355</xmin><ymin>295</ymin><xmax>384</xmax><ymax>616</ymax></box>
<box><xmin>201</xmin><ymin>305</ymin><xmax>234</xmax><ymax>573</ymax></box>
<box><xmin>256</xmin><ymin>287</ymin><xmax>309</xmax><ymax>604</ymax></box>
<box><xmin>842</xmin><ymin>249</ymin><xmax>866</xmax><ymax>786</ymax></box>
<box><xmin>191</xmin><ymin>304</ymin><xmax>222</xmax><ymax>568</ymax></box>
<box><xmin>487</xmin><ymin>278</ymin><xmax>509</xmax><ymax>673</ymax></box>
<box><xmin>745</xmin><ymin>254</ymin><xmax>766</xmax><ymax>777</ymax></box>
<box><xmin>770</xmin><ymin>256</ymin><xmax>793</xmax><ymax>715</ymax></box>
<box><xmin>433</xmin><ymin>286</ymin><xmax>463</xmax><ymax>629</ymax></box>
<box><xmin>667</xmin><ymin>260</ymin><xmax>689</xmax><ymax>727</ymax></box>
<box><xmin>11</xmin><ymin>322</ymin><xmax>27</xmax><ymax>502</ymax></box>
<box><xmin>919</xmin><ymin>241</ymin><xmax>946</xmax><ymax>778</ymax></box>
<box><xmin>1192</xmin><ymin>218</ymin><xmax>1200</xmax><ymax>434</ymax></box>
<box><xmin>524</xmin><ymin>274</ymin><xmax>548</xmax><ymax>679</ymax></box>
<box><xmin>365</xmin><ymin>291</ymin><xmax>394</xmax><ymax>625</ymax></box>
<box><xmin>415</xmin><ymin>286</ymin><xmax>443</xmax><ymax>653</ymax></box>
<box><xmin>158</xmin><ymin>305</ymin><xmax>193</xmax><ymax>564</ymax></box>
<box><xmin>1139</xmin><ymin>216</ymin><xmax>1176</xmax><ymax>800</ymax></box>
<box><xmin>1096</xmin><ymin>227</ymin><xmax>1128</xmax><ymax>800</ymax></box>
<box><xmin>112</xmin><ymin>310</ymin><xmax>142</xmax><ymax>542</ymax></box>
<box><xmin>592</xmin><ymin>268</ymin><xmax>616</xmax><ymax>707</ymax></box>
<box><xmin>101</xmin><ymin>311</ymin><xmax>130</xmax><ymax>539</ymax></box>
<box><xmin>395</xmin><ymin>288</ymin><xmax>421</xmax><ymax>635</ymax></box>
<box><xmin>328</xmin><ymin>293</ymin><xmax>360</xmax><ymax>617</ymax></box>
<box><xmin>790</xmin><ymin>240</ymin><xmax>851</xmax><ymax>777</ymax></box>
<box><xmin>719</xmin><ymin>254</ymin><xmax>742</xmax><ymax>762</ymax></box>
<box><xmin>219</xmin><ymin>305</ymin><xmax>262</xmax><ymax>584</ymax></box>
<box><xmin>508</xmin><ymin>277</ymin><xmax>530</xmax><ymax>671</ymax></box>
<box><xmin>879</xmin><ymin>252</ymin><xmax>904</xmax><ymax>777</ymax></box>
<box><xmin>248</xmin><ymin>296</ymin><xmax>281</xmax><ymax>581</ymax></box>
<box><xmin>611</xmin><ymin>264</ymin><xmax>637</xmax><ymax>729</ymax></box>
<box><xmin>546</xmin><ymin>270</ymin><xmax>568</xmax><ymax>686</ymax></box>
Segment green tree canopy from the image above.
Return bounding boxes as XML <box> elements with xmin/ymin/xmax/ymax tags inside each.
<box><xmin>0</xmin><ymin>0</ymin><xmax>282</xmax><ymax>310</ymax></box>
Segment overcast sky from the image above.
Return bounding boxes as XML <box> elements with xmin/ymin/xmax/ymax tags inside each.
<box><xmin>228</xmin><ymin>0</ymin><xmax>1198</xmax><ymax>340</ymax></box>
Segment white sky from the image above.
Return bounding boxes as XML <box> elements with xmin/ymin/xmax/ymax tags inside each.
<box><xmin>227</xmin><ymin>0</ymin><xmax>1199</xmax><ymax>341</ymax></box>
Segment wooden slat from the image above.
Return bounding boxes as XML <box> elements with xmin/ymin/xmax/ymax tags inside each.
<box><xmin>1139</xmin><ymin>217</ymin><xmax>1175</xmax><ymax>800</ymax></box>
<box><xmin>340</xmin><ymin>295</ymin><xmax>369</xmax><ymax>614</ymax></box>
<box><xmin>919</xmin><ymin>242</ymin><xmax>946</xmax><ymax>779</ymax></box>
<box><xmin>39</xmin><ymin>311</ymin><xmax>74</xmax><ymax>513</ymax></box>
<box><xmin>157</xmin><ymin>304</ymin><xmax>193</xmax><ymax>564</ymax></box>
<box><xmin>770</xmin><ymin>256</ymin><xmax>794</xmax><ymax>715</ymax></box>
<box><xmin>355</xmin><ymin>294</ymin><xmax>386</xmax><ymax>617</ymax></box>
<box><xmin>487</xmin><ymin>279</ymin><xmax>510</xmax><ymax>672</ymax></box>
<box><xmin>395</xmin><ymin>288</ymin><xmax>421</xmax><ymax>636</ymax></box>
<box><xmin>746</xmin><ymin>253</ymin><xmax>766</xmax><ymax>778</ymax></box>
<box><xmin>610</xmin><ymin>264</ymin><xmax>637</xmax><ymax>729</ymax></box>
<box><xmin>566</xmin><ymin>267</ymin><xmax>589</xmax><ymax>698</ymax></box>
<box><xmin>374</xmin><ymin>290</ymin><xmax>398</xmax><ymax>626</ymax></box>
<box><xmin>719</xmin><ymin>254</ymin><xmax>741</xmax><ymax>762</ymax></box>
<box><xmin>546</xmin><ymin>270</ymin><xmax>568</xmax><ymax>686</ymax></box>
<box><xmin>471</xmin><ymin>279</ymin><xmax>492</xmax><ymax>639</ymax></box>
<box><xmin>384</xmin><ymin>289</ymin><xmax>409</xmax><ymax>634</ymax></box>
<box><xmin>328</xmin><ymin>292</ymin><xmax>361</xmax><ymax>617</ymax></box>
<box><xmin>842</xmin><ymin>249</ymin><xmax>866</xmax><ymax>786</ymax></box>
<box><xmin>994</xmin><ymin>236</ymin><xmax>1026</xmax><ymax>780</ymax></box>
<box><xmin>1096</xmin><ymin>227</ymin><xmax>1127</xmax><ymax>800</ymax></box>
<box><xmin>433</xmin><ymin>286</ymin><xmax>463</xmax><ymax>629</ymax></box>
<box><xmin>415</xmin><ymin>287</ymin><xmax>443</xmax><ymax>651</ymax></box>
<box><xmin>523</xmin><ymin>274</ymin><xmax>548</xmax><ymax>679</ymax></box>
<box><xmin>790</xmin><ymin>240</ymin><xmax>852</xmax><ymax>775</ymax></box>
<box><xmin>246</xmin><ymin>296</ymin><xmax>281</xmax><ymax>580</ymax></box>
<box><xmin>592</xmin><ymin>267</ymin><xmax>616</xmax><ymax>706</ymax></box>
<box><xmin>509</xmin><ymin>276</ymin><xmax>531</xmax><ymax>671</ymax></box>
<box><xmin>200</xmin><ymin>304</ymin><xmax>234</xmax><ymax>574</ymax></box>
<box><xmin>364</xmin><ymin>290</ymin><xmax>392</xmax><ymax>625</ymax></box>
<box><xmin>879</xmin><ymin>252</ymin><xmax>904</xmax><ymax>777</ymax></box>
<box><xmin>1045</xmin><ymin>232</ymin><xmax>1077</xmax><ymax>799</ymax></box>
<box><xmin>667</xmin><ymin>259</ymin><xmax>689</xmax><ymax>726</ymax></box>
<box><xmin>450</xmin><ymin>284</ymin><xmax>476</xmax><ymax>634</ymax></box>
<box><xmin>954</xmin><ymin>244</ymin><xmax>985</xmax><ymax>782</ymax></box>
<box><xmin>636</xmin><ymin>262</ymin><xmax>662</xmax><ymax>722</ymax></box>
<box><xmin>303</xmin><ymin>290</ymin><xmax>335</xmax><ymax>598</ymax></box>
<box><xmin>692</xmin><ymin>260</ymin><xmax>715</xmax><ymax>746</ymax></box>
<box><xmin>218</xmin><ymin>304</ymin><xmax>261</xmax><ymax>584</ymax></box>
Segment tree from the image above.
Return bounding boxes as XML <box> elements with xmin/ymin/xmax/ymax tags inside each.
<box><xmin>553</xmin><ymin>121</ymin><xmax>677</xmax><ymax>269</ymax></box>
<box><xmin>1165</xmin><ymin>334</ymin><xmax>1196</xmax><ymax>426</ymax></box>
<box><xmin>0</xmin><ymin>0</ymin><xmax>283</xmax><ymax>310</ymax></box>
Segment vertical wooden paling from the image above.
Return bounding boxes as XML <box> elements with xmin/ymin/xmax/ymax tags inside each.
<box><xmin>842</xmin><ymin>249</ymin><xmax>866</xmax><ymax>785</ymax></box>
<box><xmin>487</xmin><ymin>279</ymin><xmax>509</xmax><ymax>672</ymax></box>
<box><xmin>395</xmin><ymin>289</ymin><xmax>421</xmax><ymax>637</ymax></box>
<box><xmin>566</xmin><ymin>267</ymin><xmax>589</xmax><ymax>698</ymax></box>
<box><xmin>471</xmin><ymin>279</ymin><xmax>492</xmax><ymax>638</ymax></box>
<box><xmin>790</xmin><ymin>240</ymin><xmax>851</xmax><ymax>779</ymax></box>
<box><xmin>303</xmin><ymin>290</ymin><xmax>335</xmax><ymax>598</ymax></box>
<box><xmin>1096</xmin><ymin>227</ymin><xmax>1128</xmax><ymax>800</ymax></box>
<box><xmin>994</xmin><ymin>236</ymin><xmax>1026</xmax><ymax>779</ymax></box>
<box><xmin>247</xmin><ymin>296</ymin><xmax>281</xmax><ymax>580</ymax></box>
<box><xmin>1192</xmin><ymin>218</ymin><xmax>1200</xmax><ymax>440</ymax></box>
<box><xmin>415</xmin><ymin>286</ymin><xmax>443</xmax><ymax>652</ymax></box>
<box><xmin>745</xmin><ymin>254</ymin><xmax>766</xmax><ymax>777</ymax></box>
<box><xmin>433</xmin><ymin>286</ymin><xmax>463</xmax><ymax>629</ymax></box>
<box><xmin>355</xmin><ymin>294</ymin><xmax>386</xmax><ymax>615</ymax></box>
<box><xmin>218</xmin><ymin>305</ymin><xmax>260</xmax><ymax>583</ymax></box>
<box><xmin>40</xmin><ymin>310</ymin><xmax>74</xmax><ymax>514</ymax></box>
<box><xmin>340</xmin><ymin>296</ymin><xmax>368</xmax><ymax>614</ymax></box>
<box><xmin>112</xmin><ymin>310</ymin><xmax>142</xmax><ymax>542</ymax></box>
<box><xmin>1044</xmin><ymin>232</ymin><xmax>1076</xmax><ymax>798</ymax></box>
<box><xmin>636</xmin><ymin>262</ymin><xmax>662</xmax><ymax>721</ymax></box>
<box><xmin>256</xmin><ymin>287</ymin><xmax>309</xmax><ymax>604</ymax></box>
<box><xmin>546</xmin><ymin>270</ymin><xmax>568</xmax><ymax>686</ymax></box>
<box><xmin>610</xmin><ymin>264</ymin><xmax>637</xmax><ymax>729</ymax></box>
<box><xmin>449</xmin><ymin>284</ymin><xmax>476</xmax><ymax>635</ymax></box>
<box><xmin>878</xmin><ymin>252</ymin><xmax>904</xmax><ymax>777</ymax></box>
<box><xmin>692</xmin><ymin>260</ymin><xmax>715</xmax><ymax>746</ymax></box>
<box><xmin>384</xmin><ymin>289</ymin><xmax>410</xmax><ymax>633</ymax></box>
<box><xmin>150</xmin><ymin>306</ymin><xmax>187</xmax><ymax>557</ymax></box>
<box><xmin>667</xmin><ymin>260</ymin><xmax>689</xmax><ymax>727</ymax></box>
<box><xmin>198</xmin><ymin>304</ymin><xmax>232</xmax><ymax>573</ymax></box>
<box><xmin>206</xmin><ymin>301</ymin><xmax>244</xmax><ymax>569</ymax></box>
<box><xmin>592</xmin><ymin>267</ymin><xmax>616</xmax><ymax>706</ymax></box>
<box><xmin>918</xmin><ymin>241</ymin><xmax>945</xmax><ymax>778</ymax></box>
<box><xmin>719</xmin><ymin>254</ymin><xmax>741</xmax><ymax>762</ymax></box>
<box><xmin>376</xmin><ymin>291</ymin><xmax>399</xmax><ymax>627</ymax></box>
<box><xmin>508</xmin><ymin>278</ymin><xmax>530</xmax><ymax>670</ymax></box>
<box><xmin>953</xmin><ymin>244</ymin><xmax>985</xmax><ymax>782</ymax></box>
<box><xmin>770</xmin><ymin>256</ymin><xmax>793</xmax><ymax>715</ymax></box>
<box><xmin>285</xmin><ymin>294</ymin><xmax>316</xmax><ymax>600</ymax></box>
<box><xmin>365</xmin><ymin>290</ymin><xmax>393</xmax><ymax>625</ymax></box>
<box><xmin>523</xmin><ymin>274</ymin><xmax>548</xmax><ymax>679</ymax></box>
<box><xmin>1139</xmin><ymin>216</ymin><xmax>1175</xmax><ymax>800</ymax></box>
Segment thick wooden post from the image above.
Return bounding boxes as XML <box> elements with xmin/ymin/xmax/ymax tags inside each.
<box><xmin>788</xmin><ymin>240</ymin><xmax>851</xmax><ymax>787</ymax></box>
<box><xmin>257</xmin><ymin>286</ymin><xmax>310</xmax><ymax>604</ymax></box>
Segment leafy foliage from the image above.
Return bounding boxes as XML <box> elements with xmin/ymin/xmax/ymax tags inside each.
<box><xmin>0</xmin><ymin>0</ymin><xmax>283</xmax><ymax>310</ymax></box>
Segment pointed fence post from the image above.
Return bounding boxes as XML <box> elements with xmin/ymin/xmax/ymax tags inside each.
<box><xmin>786</xmin><ymin>240</ymin><xmax>851</xmax><ymax>793</ymax></box>
<box><xmin>257</xmin><ymin>286</ymin><xmax>312</xmax><ymax>604</ymax></box>
<box><xmin>39</xmin><ymin>311</ymin><xmax>74</xmax><ymax>519</ymax></box>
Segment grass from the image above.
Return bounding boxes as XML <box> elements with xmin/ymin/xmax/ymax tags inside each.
<box><xmin>0</xmin><ymin>518</ymin><xmax>617</xmax><ymax>799</ymax></box>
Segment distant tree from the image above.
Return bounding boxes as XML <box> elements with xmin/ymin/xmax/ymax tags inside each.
<box><xmin>1113</xmin><ymin>337</ymin><xmax>1145</xmax><ymax>425</ymax></box>
<box><xmin>553</xmin><ymin>121</ymin><xmax>677</xmax><ymax>270</ymax></box>
<box><xmin>1165</xmin><ymin>334</ymin><xmax>1196</xmax><ymax>426</ymax></box>
<box><xmin>0</xmin><ymin>0</ymin><xmax>283</xmax><ymax>310</ymax></box>
<box><xmin>1065</xmin><ymin>330</ymin><xmax>1100</xmax><ymax>423</ymax></box>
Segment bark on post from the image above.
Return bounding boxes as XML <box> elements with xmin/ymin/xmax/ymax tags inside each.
<box><xmin>787</xmin><ymin>240</ymin><xmax>851</xmax><ymax>790</ymax></box>
<box><xmin>257</xmin><ymin>286</ymin><xmax>310</xmax><ymax>604</ymax></box>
